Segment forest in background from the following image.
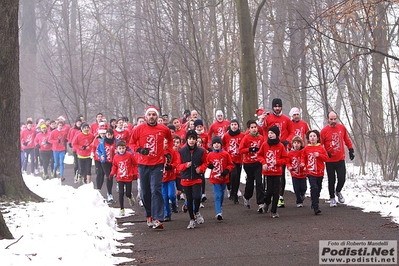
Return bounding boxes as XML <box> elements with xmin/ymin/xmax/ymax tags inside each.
<box><xmin>18</xmin><ymin>0</ymin><xmax>399</xmax><ymax>180</ymax></box>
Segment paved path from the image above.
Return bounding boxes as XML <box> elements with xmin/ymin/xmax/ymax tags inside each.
<box><xmin>61</xmin><ymin>165</ymin><xmax>398</xmax><ymax>266</ymax></box>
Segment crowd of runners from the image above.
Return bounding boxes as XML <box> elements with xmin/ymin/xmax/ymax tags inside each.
<box><xmin>20</xmin><ymin>98</ymin><xmax>355</xmax><ymax>229</ymax></box>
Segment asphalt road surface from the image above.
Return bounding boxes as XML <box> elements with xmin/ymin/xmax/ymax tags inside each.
<box><xmin>61</xmin><ymin>165</ymin><xmax>398</xmax><ymax>266</ymax></box>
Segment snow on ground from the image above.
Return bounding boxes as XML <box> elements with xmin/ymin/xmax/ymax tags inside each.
<box><xmin>0</xmin><ymin>158</ymin><xmax>398</xmax><ymax>265</ymax></box>
<box><xmin>0</xmin><ymin>176</ymin><xmax>134</xmax><ymax>265</ymax></box>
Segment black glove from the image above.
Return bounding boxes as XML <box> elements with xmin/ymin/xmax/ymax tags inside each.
<box><xmin>82</xmin><ymin>145</ymin><xmax>87</xmax><ymax>150</ymax></box>
<box><xmin>349</xmin><ymin>148</ymin><xmax>355</xmax><ymax>160</ymax></box>
<box><xmin>327</xmin><ymin>151</ymin><xmax>332</xmax><ymax>158</ymax></box>
<box><xmin>282</xmin><ymin>140</ymin><xmax>289</xmax><ymax>147</ymax></box>
<box><xmin>221</xmin><ymin>169</ymin><xmax>229</xmax><ymax>177</ymax></box>
<box><xmin>165</xmin><ymin>164</ymin><xmax>172</xmax><ymax>170</ymax></box>
<box><xmin>249</xmin><ymin>147</ymin><xmax>259</xmax><ymax>153</ymax></box>
<box><xmin>68</xmin><ymin>143</ymin><xmax>72</xmax><ymax>148</ymax></box>
<box><xmin>35</xmin><ymin>144</ymin><xmax>40</xmax><ymax>149</ymax></box>
<box><xmin>207</xmin><ymin>147</ymin><xmax>213</xmax><ymax>152</ymax></box>
<box><xmin>207</xmin><ymin>163</ymin><xmax>214</xmax><ymax>169</ymax></box>
<box><xmin>23</xmin><ymin>141</ymin><xmax>28</xmax><ymax>146</ymax></box>
<box><xmin>46</xmin><ymin>141</ymin><xmax>51</xmax><ymax>145</ymax></box>
<box><xmin>136</xmin><ymin>148</ymin><xmax>150</xmax><ymax>155</ymax></box>
<box><xmin>165</xmin><ymin>153</ymin><xmax>172</xmax><ymax>163</ymax></box>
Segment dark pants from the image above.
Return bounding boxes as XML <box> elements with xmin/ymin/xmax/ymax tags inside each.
<box><xmin>95</xmin><ymin>160</ymin><xmax>105</xmax><ymax>190</ymax></box>
<box><xmin>307</xmin><ymin>175</ymin><xmax>323</xmax><ymax>210</ymax></box>
<box><xmin>183</xmin><ymin>183</ymin><xmax>202</xmax><ymax>220</ymax></box>
<box><xmin>139</xmin><ymin>164</ymin><xmax>164</xmax><ymax>221</ymax></box>
<box><xmin>73</xmin><ymin>151</ymin><xmax>79</xmax><ymax>176</ymax></box>
<box><xmin>280</xmin><ymin>164</ymin><xmax>286</xmax><ymax>197</ymax></box>
<box><xmin>79</xmin><ymin>157</ymin><xmax>92</xmax><ymax>178</ymax></box>
<box><xmin>39</xmin><ymin>150</ymin><xmax>52</xmax><ymax>176</ymax></box>
<box><xmin>118</xmin><ymin>181</ymin><xmax>132</xmax><ymax>210</ymax></box>
<box><xmin>23</xmin><ymin>148</ymin><xmax>35</xmax><ymax>174</ymax></box>
<box><xmin>292</xmin><ymin>177</ymin><xmax>307</xmax><ymax>204</ymax></box>
<box><xmin>326</xmin><ymin>160</ymin><xmax>346</xmax><ymax>199</ymax></box>
<box><xmin>243</xmin><ymin>162</ymin><xmax>264</xmax><ymax>205</ymax></box>
<box><xmin>230</xmin><ymin>162</ymin><xmax>242</xmax><ymax>201</ymax></box>
<box><xmin>101</xmin><ymin>162</ymin><xmax>113</xmax><ymax>195</ymax></box>
<box><xmin>264</xmin><ymin>175</ymin><xmax>281</xmax><ymax>213</ymax></box>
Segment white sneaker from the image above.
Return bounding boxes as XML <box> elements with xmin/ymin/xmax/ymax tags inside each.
<box><xmin>336</xmin><ymin>192</ymin><xmax>345</xmax><ymax>203</ymax></box>
<box><xmin>187</xmin><ymin>219</ymin><xmax>196</xmax><ymax>229</ymax></box>
<box><xmin>330</xmin><ymin>198</ymin><xmax>337</xmax><ymax>207</ymax></box>
<box><xmin>200</xmin><ymin>203</ymin><xmax>204</xmax><ymax>208</ymax></box>
<box><xmin>237</xmin><ymin>190</ymin><xmax>242</xmax><ymax>197</ymax></box>
<box><xmin>195</xmin><ymin>212</ymin><xmax>204</xmax><ymax>224</ymax></box>
<box><xmin>107</xmin><ymin>194</ymin><xmax>113</xmax><ymax>202</ymax></box>
<box><xmin>296</xmin><ymin>203</ymin><xmax>303</xmax><ymax>208</ymax></box>
<box><xmin>180</xmin><ymin>193</ymin><xmax>186</xmax><ymax>200</ymax></box>
<box><xmin>139</xmin><ymin>200</ymin><xmax>143</xmax><ymax>207</ymax></box>
<box><xmin>227</xmin><ymin>190</ymin><xmax>231</xmax><ymax>198</ymax></box>
<box><xmin>257</xmin><ymin>203</ymin><xmax>265</xmax><ymax>213</ymax></box>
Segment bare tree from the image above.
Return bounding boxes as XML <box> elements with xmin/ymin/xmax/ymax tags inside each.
<box><xmin>0</xmin><ymin>0</ymin><xmax>43</xmax><ymax>240</ymax></box>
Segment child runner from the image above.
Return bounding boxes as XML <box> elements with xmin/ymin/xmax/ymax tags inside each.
<box><xmin>257</xmin><ymin>126</ymin><xmax>288</xmax><ymax>218</ymax></box>
<box><xmin>205</xmin><ymin>136</ymin><xmax>234</xmax><ymax>220</ymax></box>
<box><xmin>97</xmin><ymin>128</ymin><xmax>117</xmax><ymax>202</ymax></box>
<box><xmin>177</xmin><ymin>130</ymin><xmax>207</xmax><ymax>229</ymax></box>
<box><xmin>222</xmin><ymin>119</ymin><xmax>245</xmax><ymax>204</ymax></box>
<box><xmin>301</xmin><ymin>130</ymin><xmax>329</xmax><ymax>215</ymax></box>
<box><xmin>162</xmin><ymin>139</ymin><xmax>178</xmax><ymax>221</ymax></box>
<box><xmin>238</xmin><ymin>120</ymin><xmax>265</xmax><ymax>211</ymax></box>
<box><xmin>110</xmin><ymin>140</ymin><xmax>138</xmax><ymax>216</ymax></box>
<box><xmin>287</xmin><ymin>136</ymin><xmax>307</xmax><ymax>207</ymax></box>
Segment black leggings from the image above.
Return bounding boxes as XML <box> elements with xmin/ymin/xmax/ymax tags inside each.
<box><xmin>326</xmin><ymin>160</ymin><xmax>346</xmax><ymax>199</ymax></box>
<box><xmin>230</xmin><ymin>162</ymin><xmax>242</xmax><ymax>198</ymax></box>
<box><xmin>39</xmin><ymin>150</ymin><xmax>52</xmax><ymax>176</ymax></box>
<box><xmin>95</xmin><ymin>160</ymin><xmax>105</xmax><ymax>190</ymax></box>
<box><xmin>183</xmin><ymin>183</ymin><xmax>202</xmax><ymax>220</ymax></box>
<box><xmin>101</xmin><ymin>162</ymin><xmax>113</xmax><ymax>195</ymax></box>
<box><xmin>118</xmin><ymin>181</ymin><xmax>132</xmax><ymax>209</ymax></box>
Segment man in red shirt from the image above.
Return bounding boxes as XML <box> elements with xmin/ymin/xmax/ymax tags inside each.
<box><xmin>207</xmin><ymin>110</ymin><xmax>230</xmax><ymax>148</ymax></box>
<box><xmin>320</xmin><ymin>111</ymin><xmax>354</xmax><ymax>207</ymax></box>
<box><xmin>289</xmin><ymin>107</ymin><xmax>310</xmax><ymax>142</ymax></box>
<box><xmin>130</xmin><ymin>106</ymin><xmax>174</xmax><ymax>230</ymax></box>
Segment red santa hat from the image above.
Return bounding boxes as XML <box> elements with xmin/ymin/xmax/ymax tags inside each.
<box><xmin>98</xmin><ymin>126</ymin><xmax>107</xmax><ymax>134</ymax></box>
<box><xmin>57</xmin><ymin>115</ymin><xmax>66</xmax><ymax>121</ymax></box>
<box><xmin>255</xmin><ymin>108</ymin><xmax>266</xmax><ymax>117</ymax></box>
<box><xmin>145</xmin><ymin>106</ymin><xmax>159</xmax><ymax>117</ymax></box>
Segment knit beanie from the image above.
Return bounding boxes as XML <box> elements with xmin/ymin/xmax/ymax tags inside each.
<box><xmin>268</xmin><ymin>125</ymin><xmax>280</xmax><ymax>137</ymax></box>
<box><xmin>212</xmin><ymin>136</ymin><xmax>222</xmax><ymax>145</ymax></box>
<box><xmin>194</xmin><ymin>119</ymin><xmax>203</xmax><ymax>127</ymax></box>
<box><xmin>272</xmin><ymin>98</ymin><xmax>283</xmax><ymax>108</ymax></box>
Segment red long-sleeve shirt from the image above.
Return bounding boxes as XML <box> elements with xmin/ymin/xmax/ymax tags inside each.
<box><xmin>73</xmin><ymin>131</ymin><xmax>95</xmax><ymax>157</ymax></box>
<box><xmin>238</xmin><ymin>134</ymin><xmax>264</xmax><ymax>164</ymax></box>
<box><xmin>129</xmin><ymin>123</ymin><xmax>174</xmax><ymax>166</ymax></box>
<box><xmin>222</xmin><ymin>131</ymin><xmax>245</xmax><ymax>164</ymax></box>
<box><xmin>257</xmin><ymin>141</ymin><xmax>288</xmax><ymax>176</ymax></box>
<box><xmin>207</xmin><ymin>120</ymin><xmax>230</xmax><ymax>146</ymax></box>
<box><xmin>20</xmin><ymin>128</ymin><xmax>36</xmax><ymax>149</ymax></box>
<box><xmin>34</xmin><ymin>132</ymin><xmax>52</xmax><ymax>151</ymax></box>
<box><xmin>287</xmin><ymin>149</ymin><xmax>306</xmax><ymax>178</ymax></box>
<box><xmin>204</xmin><ymin>150</ymin><xmax>235</xmax><ymax>184</ymax></box>
<box><xmin>49</xmin><ymin>129</ymin><xmax>67</xmax><ymax>152</ymax></box>
<box><xmin>320</xmin><ymin>124</ymin><xmax>353</xmax><ymax>162</ymax></box>
<box><xmin>110</xmin><ymin>151</ymin><xmax>138</xmax><ymax>182</ymax></box>
<box><xmin>301</xmin><ymin>144</ymin><xmax>329</xmax><ymax>177</ymax></box>
<box><xmin>263</xmin><ymin>113</ymin><xmax>294</xmax><ymax>144</ymax></box>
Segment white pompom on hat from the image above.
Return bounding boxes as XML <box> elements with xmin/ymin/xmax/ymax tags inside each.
<box><xmin>145</xmin><ymin>106</ymin><xmax>159</xmax><ymax>117</ymax></box>
<box><xmin>289</xmin><ymin>107</ymin><xmax>301</xmax><ymax>117</ymax></box>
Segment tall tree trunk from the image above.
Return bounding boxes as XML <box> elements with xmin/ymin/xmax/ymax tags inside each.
<box><xmin>235</xmin><ymin>0</ymin><xmax>259</xmax><ymax>123</ymax></box>
<box><xmin>0</xmin><ymin>0</ymin><xmax>42</xmax><ymax>240</ymax></box>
